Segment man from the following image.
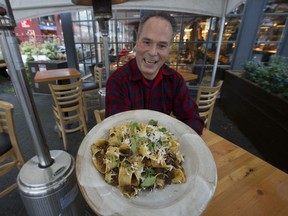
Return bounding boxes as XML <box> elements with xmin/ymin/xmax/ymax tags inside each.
<box><xmin>105</xmin><ymin>12</ymin><xmax>204</xmax><ymax>135</ymax></box>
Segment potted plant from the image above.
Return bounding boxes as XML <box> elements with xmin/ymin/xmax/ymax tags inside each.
<box><xmin>243</xmin><ymin>55</ymin><xmax>288</xmax><ymax>99</ymax></box>
<box><xmin>221</xmin><ymin>55</ymin><xmax>288</xmax><ymax>172</ymax></box>
<box><xmin>20</xmin><ymin>39</ymin><xmax>67</xmax><ymax>93</ymax></box>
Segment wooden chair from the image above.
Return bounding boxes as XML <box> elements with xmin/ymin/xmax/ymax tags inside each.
<box><xmin>81</xmin><ymin>65</ymin><xmax>106</xmax><ymax>121</ymax></box>
<box><xmin>196</xmin><ymin>80</ymin><xmax>223</xmax><ymax>129</ymax></box>
<box><xmin>49</xmin><ymin>79</ymin><xmax>88</xmax><ymax>150</ymax></box>
<box><xmin>94</xmin><ymin>65</ymin><xmax>106</xmax><ymax>89</ymax></box>
<box><xmin>0</xmin><ymin>100</ymin><xmax>25</xmax><ymax>198</ymax></box>
<box><xmin>82</xmin><ymin>68</ymin><xmax>100</xmax><ymax>121</ymax></box>
<box><xmin>94</xmin><ymin>109</ymin><xmax>105</xmax><ymax>124</ymax></box>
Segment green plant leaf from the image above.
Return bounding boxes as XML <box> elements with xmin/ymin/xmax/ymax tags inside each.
<box><xmin>141</xmin><ymin>176</ymin><xmax>157</xmax><ymax>188</ymax></box>
<box><xmin>243</xmin><ymin>55</ymin><xmax>288</xmax><ymax>100</ymax></box>
<box><xmin>148</xmin><ymin>120</ymin><xmax>158</xmax><ymax>126</ymax></box>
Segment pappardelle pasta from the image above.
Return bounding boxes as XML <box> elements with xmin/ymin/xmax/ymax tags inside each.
<box><xmin>91</xmin><ymin>120</ymin><xmax>186</xmax><ymax>198</ymax></box>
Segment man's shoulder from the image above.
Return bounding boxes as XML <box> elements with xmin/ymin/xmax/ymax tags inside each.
<box><xmin>109</xmin><ymin>59</ymin><xmax>135</xmax><ymax>80</ymax></box>
<box><xmin>162</xmin><ymin>64</ymin><xmax>182</xmax><ymax>79</ymax></box>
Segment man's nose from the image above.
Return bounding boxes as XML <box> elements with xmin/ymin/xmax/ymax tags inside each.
<box><xmin>148</xmin><ymin>44</ymin><xmax>158</xmax><ymax>55</ymax></box>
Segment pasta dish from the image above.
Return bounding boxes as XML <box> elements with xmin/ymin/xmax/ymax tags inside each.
<box><xmin>91</xmin><ymin>120</ymin><xmax>186</xmax><ymax>198</ymax></box>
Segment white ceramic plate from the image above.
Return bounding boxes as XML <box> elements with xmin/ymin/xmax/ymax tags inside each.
<box><xmin>76</xmin><ymin>110</ymin><xmax>217</xmax><ymax>216</ymax></box>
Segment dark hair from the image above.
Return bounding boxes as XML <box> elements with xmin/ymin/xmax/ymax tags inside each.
<box><xmin>137</xmin><ymin>11</ymin><xmax>177</xmax><ymax>39</ymax></box>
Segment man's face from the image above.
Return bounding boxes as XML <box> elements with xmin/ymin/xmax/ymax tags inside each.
<box><xmin>135</xmin><ymin>17</ymin><xmax>173</xmax><ymax>80</ymax></box>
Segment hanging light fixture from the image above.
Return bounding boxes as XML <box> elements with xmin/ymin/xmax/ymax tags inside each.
<box><xmin>72</xmin><ymin>0</ymin><xmax>128</xmax><ymax>20</ymax></box>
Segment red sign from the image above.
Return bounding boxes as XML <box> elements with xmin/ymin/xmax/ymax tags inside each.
<box><xmin>21</xmin><ymin>20</ymin><xmax>31</xmax><ymax>28</ymax></box>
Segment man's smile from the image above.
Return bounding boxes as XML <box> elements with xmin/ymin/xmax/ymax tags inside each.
<box><xmin>144</xmin><ymin>58</ymin><xmax>158</xmax><ymax>64</ymax></box>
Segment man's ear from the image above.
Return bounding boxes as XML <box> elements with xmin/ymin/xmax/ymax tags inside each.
<box><xmin>134</xmin><ymin>41</ymin><xmax>138</xmax><ymax>51</ymax></box>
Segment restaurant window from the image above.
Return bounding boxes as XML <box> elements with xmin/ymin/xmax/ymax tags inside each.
<box><xmin>70</xmin><ymin>2</ymin><xmax>287</xmax><ymax>85</ymax></box>
<box><xmin>72</xmin><ymin>10</ymin><xmax>97</xmax><ymax>74</ymax></box>
<box><xmin>253</xmin><ymin>0</ymin><xmax>288</xmax><ymax>63</ymax></box>
<box><xmin>71</xmin><ymin>10</ymin><xmax>227</xmax><ymax>86</ymax></box>
<box><xmin>222</xmin><ymin>5</ymin><xmax>244</xmax><ymax>65</ymax></box>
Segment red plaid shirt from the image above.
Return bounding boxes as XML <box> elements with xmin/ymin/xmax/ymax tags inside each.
<box><xmin>105</xmin><ymin>58</ymin><xmax>204</xmax><ymax>135</ymax></box>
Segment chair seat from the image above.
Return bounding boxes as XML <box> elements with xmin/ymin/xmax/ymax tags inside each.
<box><xmin>0</xmin><ymin>133</ymin><xmax>12</xmax><ymax>155</ymax></box>
<box><xmin>82</xmin><ymin>81</ymin><xmax>99</xmax><ymax>91</ymax></box>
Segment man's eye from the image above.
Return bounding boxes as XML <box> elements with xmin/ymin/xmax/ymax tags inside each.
<box><xmin>159</xmin><ymin>44</ymin><xmax>168</xmax><ymax>49</ymax></box>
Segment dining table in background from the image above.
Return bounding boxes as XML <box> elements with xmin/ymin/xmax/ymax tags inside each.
<box><xmin>167</xmin><ymin>67</ymin><xmax>199</xmax><ymax>82</ymax></box>
<box><xmin>34</xmin><ymin>68</ymin><xmax>81</xmax><ymax>84</ymax></box>
<box><xmin>0</xmin><ymin>62</ymin><xmax>6</xmax><ymax>69</ymax></box>
<box><xmin>179</xmin><ymin>71</ymin><xmax>198</xmax><ymax>82</ymax></box>
<box><xmin>202</xmin><ymin>129</ymin><xmax>288</xmax><ymax>216</ymax></box>
<box><xmin>34</xmin><ymin>68</ymin><xmax>81</xmax><ymax>132</ymax></box>
<box><xmin>170</xmin><ymin>65</ymin><xmax>198</xmax><ymax>82</ymax></box>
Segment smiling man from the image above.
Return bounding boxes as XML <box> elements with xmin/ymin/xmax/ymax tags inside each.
<box><xmin>105</xmin><ymin>12</ymin><xmax>204</xmax><ymax>135</ymax></box>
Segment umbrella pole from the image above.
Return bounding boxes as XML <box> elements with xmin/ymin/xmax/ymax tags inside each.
<box><xmin>210</xmin><ymin>0</ymin><xmax>228</xmax><ymax>87</ymax></box>
<box><xmin>0</xmin><ymin>2</ymin><xmax>84</xmax><ymax>215</ymax></box>
<box><xmin>0</xmin><ymin>0</ymin><xmax>52</xmax><ymax>167</ymax></box>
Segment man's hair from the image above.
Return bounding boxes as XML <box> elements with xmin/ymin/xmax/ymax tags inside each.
<box><xmin>137</xmin><ymin>11</ymin><xmax>177</xmax><ymax>40</ymax></box>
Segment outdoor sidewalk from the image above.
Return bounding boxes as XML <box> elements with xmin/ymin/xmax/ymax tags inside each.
<box><xmin>0</xmin><ymin>78</ymin><xmax>262</xmax><ymax>216</ymax></box>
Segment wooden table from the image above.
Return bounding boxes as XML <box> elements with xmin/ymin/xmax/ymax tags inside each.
<box><xmin>0</xmin><ymin>63</ymin><xmax>6</xmax><ymax>68</ymax></box>
<box><xmin>173</xmin><ymin>66</ymin><xmax>198</xmax><ymax>82</ymax></box>
<box><xmin>180</xmin><ymin>72</ymin><xmax>198</xmax><ymax>82</ymax></box>
<box><xmin>34</xmin><ymin>68</ymin><xmax>80</xmax><ymax>83</ymax></box>
<box><xmin>202</xmin><ymin>129</ymin><xmax>288</xmax><ymax>216</ymax></box>
<box><xmin>34</xmin><ymin>68</ymin><xmax>81</xmax><ymax>131</ymax></box>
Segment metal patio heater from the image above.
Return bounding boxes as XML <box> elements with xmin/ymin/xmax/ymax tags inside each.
<box><xmin>0</xmin><ymin>1</ymin><xmax>83</xmax><ymax>215</ymax></box>
<box><xmin>72</xmin><ymin>0</ymin><xmax>127</xmax><ymax>80</ymax></box>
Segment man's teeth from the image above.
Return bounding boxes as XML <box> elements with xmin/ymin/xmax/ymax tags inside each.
<box><xmin>144</xmin><ymin>59</ymin><xmax>157</xmax><ymax>64</ymax></box>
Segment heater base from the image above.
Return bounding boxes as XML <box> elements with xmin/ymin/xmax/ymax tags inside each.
<box><xmin>17</xmin><ymin>150</ymin><xmax>84</xmax><ymax>216</ymax></box>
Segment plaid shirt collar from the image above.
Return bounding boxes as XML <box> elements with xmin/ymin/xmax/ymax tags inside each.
<box><xmin>128</xmin><ymin>58</ymin><xmax>176</xmax><ymax>87</ymax></box>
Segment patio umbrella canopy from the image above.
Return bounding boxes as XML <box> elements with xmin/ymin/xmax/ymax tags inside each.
<box><xmin>11</xmin><ymin>0</ymin><xmax>244</xmax><ymax>21</ymax></box>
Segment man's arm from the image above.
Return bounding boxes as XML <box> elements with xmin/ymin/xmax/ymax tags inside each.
<box><xmin>105</xmin><ymin>75</ymin><xmax>130</xmax><ymax>117</ymax></box>
<box><xmin>173</xmin><ymin>78</ymin><xmax>204</xmax><ymax>135</ymax></box>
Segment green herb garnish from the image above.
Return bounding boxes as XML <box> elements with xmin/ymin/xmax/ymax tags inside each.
<box><xmin>159</xmin><ymin>127</ymin><xmax>167</xmax><ymax>133</ymax></box>
<box><xmin>130</xmin><ymin>122</ymin><xmax>139</xmax><ymax>131</ymax></box>
<box><xmin>141</xmin><ymin>168</ymin><xmax>157</xmax><ymax>188</ymax></box>
<box><xmin>130</xmin><ymin>135</ymin><xmax>147</xmax><ymax>153</ymax></box>
<box><xmin>148</xmin><ymin>120</ymin><xmax>158</xmax><ymax>126</ymax></box>
<box><xmin>141</xmin><ymin>176</ymin><xmax>157</xmax><ymax>188</ymax></box>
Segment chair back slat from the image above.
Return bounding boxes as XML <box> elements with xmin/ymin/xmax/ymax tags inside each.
<box><xmin>0</xmin><ymin>111</ymin><xmax>8</xmax><ymax>133</ymax></box>
<box><xmin>196</xmin><ymin>80</ymin><xmax>223</xmax><ymax>129</ymax></box>
<box><xmin>94</xmin><ymin>66</ymin><xmax>104</xmax><ymax>89</ymax></box>
<box><xmin>48</xmin><ymin>80</ymin><xmax>87</xmax><ymax>150</ymax></box>
<box><xmin>0</xmin><ymin>100</ymin><xmax>25</xmax><ymax>198</ymax></box>
<box><xmin>94</xmin><ymin>109</ymin><xmax>105</xmax><ymax>124</ymax></box>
